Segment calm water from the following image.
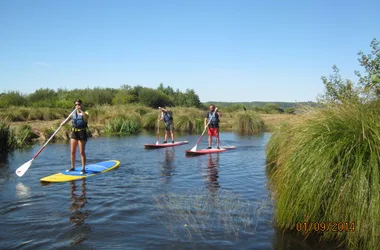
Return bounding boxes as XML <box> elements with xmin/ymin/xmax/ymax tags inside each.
<box><xmin>1</xmin><ymin>131</ymin><xmax>335</xmax><ymax>250</ymax></box>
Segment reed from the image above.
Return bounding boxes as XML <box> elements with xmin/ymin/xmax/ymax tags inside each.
<box><xmin>0</xmin><ymin>118</ymin><xmax>11</xmax><ymax>155</ymax></box>
<box><xmin>233</xmin><ymin>110</ymin><xmax>265</xmax><ymax>134</ymax></box>
<box><xmin>266</xmin><ymin>101</ymin><xmax>380</xmax><ymax>249</ymax></box>
<box><xmin>141</xmin><ymin>111</ymin><xmax>161</xmax><ymax>129</ymax></box>
<box><xmin>171</xmin><ymin>107</ymin><xmax>204</xmax><ymax>133</ymax></box>
<box><xmin>103</xmin><ymin>116</ymin><xmax>141</xmax><ymax>134</ymax></box>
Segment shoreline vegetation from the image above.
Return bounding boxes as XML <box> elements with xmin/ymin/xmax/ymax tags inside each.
<box><xmin>0</xmin><ymin>83</ymin><xmax>305</xmax><ymax>154</ymax></box>
<box><xmin>1</xmin><ymin>105</ymin><xmax>299</xmax><ymax>148</ymax></box>
<box><xmin>266</xmin><ymin>38</ymin><xmax>380</xmax><ymax>250</ymax></box>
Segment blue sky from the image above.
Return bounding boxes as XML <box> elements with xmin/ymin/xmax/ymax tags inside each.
<box><xmin>0</xmin><ymin>0</ymin><xmax>379</xmax><ymax>102</ymax></box>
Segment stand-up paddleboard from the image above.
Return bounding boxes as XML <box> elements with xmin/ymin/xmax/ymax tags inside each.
<box><xmin>40</xmin><ymin>160</ymin><xmax>120</xmax><ymax>183</ymax></box>
<box><xmin>144</xmin><ymin>141</ymin><xmax>189</xmax><ymax>149</ymax></box>
<box><xmin>185</xmin><ymin>146</ymin><xmax>237</xmax><ymax>156</ymax></box>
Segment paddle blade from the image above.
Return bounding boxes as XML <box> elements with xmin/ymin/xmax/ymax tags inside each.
<box><xmin>15</xmin><ymin>159</ymin><xmax>33</xmax><ymax>177</ymax></box>
<box><xmin>156</xmin><ymin>141</ymin><xmax>159</xmax><ymax>145</ymax></box>
<box><xmin>190</xmin><ymin>145</ymin><xmax>197</xmax><ymax>152</ymax></box>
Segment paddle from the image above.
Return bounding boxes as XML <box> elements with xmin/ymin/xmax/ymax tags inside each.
<box><xmin>15</xmin><ymin>109</ymin><xmax>76</xmax><ymax>177</ymax></box>
<box><xmin>156</xmin><ymin>113</ymin><xmax>160</xmax><ymax>145</ymax></box>
<box><xmin>190</xmin><ymin>107</ymin><xmax>218</xmax><ymax>152</ymax></box>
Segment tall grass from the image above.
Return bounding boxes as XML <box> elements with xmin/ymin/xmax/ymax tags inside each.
<box><xmin>0</xmin><ymin>119</ymin><xmax>37</xmax><ymax>155</ymax></box>
<box><xmin>10</xmin><ymin>124</ymin><xmax>38</xmax><ymax>148</ymax></box>
<box><xmin>171</xmin><ymin>107</ymin><xmax>206</xmax><ymax>133</ymax></box>
<box><xmin>0</xmin><ymin>107</ymin><xmax>69</xmax><ymax>122</ymax></box>
<box><xmin>233</xmin><ymin>110</ymin><xmax>265</xmax><ymax>134</ymax></box>
<box><xmin>141</xmin><ymin>111</ymin><xmax>160</xmax><ymax>129</ymax></box>
<box><xmin>103</xmin><ymin>116</ymin><xmax>141</xmax><ymax>134</ymax></box>
<box><xmin>266</xmin><ymin>101</ymin><xmax>380</xmax><ymax>249</ymax></box>
<box><xmin>0</xmin><ymin>119</ymin><xmax>11</xmax><ymax>155</ymax></box>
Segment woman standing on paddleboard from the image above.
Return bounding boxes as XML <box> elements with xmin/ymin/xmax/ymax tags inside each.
<box><xmin>61</xmin><ymin>99</ymin><xmax>89</xmax><ymax>174</ymax></box>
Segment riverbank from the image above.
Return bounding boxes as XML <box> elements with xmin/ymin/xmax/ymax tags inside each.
<box><xmin>8</xmin><ymin>113</ymin><xmax>298</xmax><ymax>142</ymax></box>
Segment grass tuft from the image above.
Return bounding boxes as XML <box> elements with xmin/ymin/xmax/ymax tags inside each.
<box><xmin>266</xmin><ymin>101</ymin><xmax>380</xmax><ymax>249</ymax></box>
<box><xmin>234</xmin><ymin>110</ymin><xmax>265</xmax><ymax>134</ymax></box>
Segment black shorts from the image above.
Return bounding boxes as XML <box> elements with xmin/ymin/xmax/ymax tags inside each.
<box><xmin>165</xmin><ymin>122</ymin><xmax>174</xmax><ymax>131</ymax></box>
<box><xmin>71</xmin><ymin>130</ymin><xmax>88</xmax><ymax>141</ymax></box>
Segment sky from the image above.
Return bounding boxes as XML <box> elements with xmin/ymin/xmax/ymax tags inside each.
<box><xmin>0</xmin><ymin>0</ymin><xmax>379</xmax><ymax>103</ymax></box>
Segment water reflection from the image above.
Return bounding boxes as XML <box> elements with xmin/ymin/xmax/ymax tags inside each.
<box><xmin>0</xmin><ymin>153</ymin><xmax>10</xmax><ymax>184</ymax></box>
<box><xmin>69</xmin><ymin>179</ymin><xmax>89</xmax><ymax>224</ymax></box>
<box><xmin>203</xmin><ymin>154</ymin><xmax>220</xmax><ymax>194</ymax></box>
<box><xmin>272</xmin><ymin>226</ymin><xmax>344</xmax><ymax>250</ymax></box>
<box><xmin>16</xmin><ymin>183</ymin><xmax>30</xmax><ymax>199</ymax></box>
<box><xmin>160</xmin><ymin>147</ymin><xmax>176</xmax><ymax>182</ymax></box>
<box><xmin>68</xmin><ymin>179</ymin><xmax>91</xmax><ymax>245</ymax></box>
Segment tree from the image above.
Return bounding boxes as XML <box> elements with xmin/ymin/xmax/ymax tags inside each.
<box><xmin>319</xmin><ymin>65</ymin><xmax>359</xmax><ymax>104</ymax></box>
<box><xmin>355</xmin><ymin>38</ymin><xmax>380</xmax><ymax>99</ymax></box>
<box><xmin>0</xmin><ymin>91</ymin><xmax>28</xmax><ymax>107</ymax></box>
<box><xmin>138</xmin><ymin>87</ymin><xmax>173</xmax><ymax>108</ymax></box>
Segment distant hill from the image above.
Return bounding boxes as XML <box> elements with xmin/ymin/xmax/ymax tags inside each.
<box><xmin>203</xmin><ymin>101</ymin><xmax>318</xmax><ymax>109</ymax></box>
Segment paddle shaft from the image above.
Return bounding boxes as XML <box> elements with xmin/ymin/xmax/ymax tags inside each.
<box><xmin>156</xmin><ymin>113</ymin><xmax>160</xmax><ymax>143</ymax></box>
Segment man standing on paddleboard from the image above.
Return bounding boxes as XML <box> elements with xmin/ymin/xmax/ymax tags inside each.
<box><xmin>61</xmin><ymin>99</ymin><xmax>89</xmax><ymax>174</ymax></box>
<box><xmin>205</xmin><ymin>104</ymin><xmax>222</xmax><ymax>149</ymax></box>
<box><xmin>158</xmin><ymin>106</ymin><xmax>175</xmax><ymax>143</ymax></box>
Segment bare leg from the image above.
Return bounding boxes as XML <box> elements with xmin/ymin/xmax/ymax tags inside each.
<box><xmin>70</xmin><ymin>139</ymin><xmax>78</xmax><ymax>169</ymax></box>
<box><xmin>78</xmin><ymin>140</ymin><xmax>86</xmax><ymax>171</ymax></box>
<box><xmin>164</xmin><ymin>131</ymin><xmax>168</xmax><ymax>142</ymax></box>
<box><xmin>208</xmin><ymin>135</ymin><xmax>212</xmax><ymax>148</ymax></box>
<box><xmin>171</xmin><ymin>130</ymin><xmax>174</xmax><ymax>142</ymax></box>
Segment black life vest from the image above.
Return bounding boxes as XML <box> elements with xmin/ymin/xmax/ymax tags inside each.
<box><xmin>208</xmin><ymin>112</ymin><xmax>219</xmax><ymax>126</ymax></box>
<box><xmin>163</xmin><ymin>110</ymin><xmax>173</xmax><ymax>123</ymax></box>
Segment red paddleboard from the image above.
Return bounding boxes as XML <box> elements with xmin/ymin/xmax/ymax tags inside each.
<box><xmin>144</xmin><ymin>141</ymin><xmax>189</xmax><ymax>149</ymax></box>
<box><xmin>185</xmin><ymin>146</ymin><xmax>236</xmax><ymax>156</ymax></box>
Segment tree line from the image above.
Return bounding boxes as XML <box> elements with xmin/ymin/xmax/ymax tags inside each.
<box><xmin>0</xmin><ymin>83</ymin><xmax>202</xmax><ymax>109</ymax></box>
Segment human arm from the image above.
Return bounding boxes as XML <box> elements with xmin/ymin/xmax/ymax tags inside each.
<box><xmin>82</xmin><ymin>110</ymin><xmax>89</xmax><ymax>122</ymax></box>
<box><xmin>60</xmin><ymin>113</ymin><xmax>73</xmax><ymax>126</ymax></box>
<box><xmin>158</xmin><ymin>107</ymin><xmax>168</xmax><ymax>121</ymax></box>
<box><xmin>204</xmin><ymin>111</ymin><xmax>209</xmax><ymax>127</ymax></box>
<box><xmin>159</xmin><ymin>107</ymin><xmax>168</xmax><ymax>112</ymax></box>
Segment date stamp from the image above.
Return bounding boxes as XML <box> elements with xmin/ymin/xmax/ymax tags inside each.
<box><xmin>295</xmin><ymin>221</ymin><xmax>355</xmax><ymax>232</ymax></box>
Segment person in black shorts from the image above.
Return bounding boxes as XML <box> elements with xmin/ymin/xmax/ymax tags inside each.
<box><xmin>159</xmin><ymin>106</ymin><xmax>175</xmax><ymax>143</ymax></box>
<box><xmin>61</xmin><ymin>99</ymin><xmax>89</xmax><ymax>174</ymax></box>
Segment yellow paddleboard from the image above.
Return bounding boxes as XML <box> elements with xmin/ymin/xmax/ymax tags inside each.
<box><xmin>40</xmin><ymin>160</ymin><xmax>120</xmax><ymax>183</ymax></box>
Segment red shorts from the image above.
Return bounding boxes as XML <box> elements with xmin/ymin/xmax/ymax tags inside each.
<box><xmin>207</xmin><ymin>128</ymin><xmax>219</xmax><ymax>137</ymax></box>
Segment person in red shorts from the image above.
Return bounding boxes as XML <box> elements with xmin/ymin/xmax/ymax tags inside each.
<box><xmin>204</xmin><ymin>104</ymin><xmax>222</xmax><ymax>149</ymax></box>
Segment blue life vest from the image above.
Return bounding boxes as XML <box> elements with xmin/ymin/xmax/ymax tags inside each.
<box><xmin>72</xmin><ymin>111</ymin><xmax>87</xmax><ymax>129</ymax></box>
<box><xmin>163</xmin><ymin>111</ymin><xmax>173</xmax><ymax>123</ymax></box>
<box><xmin>208</xmin><ymin>112</ymin><xmax>219</xmax><ymax>126</ymax></box>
